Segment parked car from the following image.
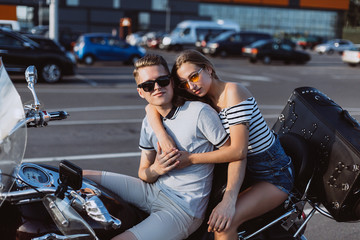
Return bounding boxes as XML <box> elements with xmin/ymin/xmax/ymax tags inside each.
<box><xmin>296</xmin><ymin>35</ymin><xmax>325</xmax><ymax>50</ymax></box>
<box><xmin>0</xmin><ymin>27</ymin><xmax>76</xmax><ymax>83</ymax></box>
<box><xmin>203</xmin><ymin>31</ymin><xmax>272</xmax><ymax>57</ymax></box>
<box><xmin>195</xmin><ymin>30</ymin><xmax>230</xmax><ymax>53</ymax></box>
<box><xmin>25</xmin><ymin>34</ymin><xmax>77</xmax><ymax>67</ymax></box>
<box><xmin>242</xmin><ymin>39</ymin><xmax>311</xmax><ymax>65</ymax></box>
<box><xmin>162</xmin><ymin>20</ymin><xmax>240</xmax><ymax>51</ymax></box>
<box><xmin>341</xmin><ymin>47</ymin><xmax>360</xmax><ymax>67</ymax></box>
<box><xmin>73</xmin><ymin>33</ymin><xmax>146</xmax><ymax>65</ymax></box>
<box><xmin>29</xmin><ymin>25</ymin><xmax>81</xmax><ymax>51</ymax></box>
<box><xmin>314</xmin><ymin>39</ymin><xmax>354</xmax><ymax>55</ymax></box>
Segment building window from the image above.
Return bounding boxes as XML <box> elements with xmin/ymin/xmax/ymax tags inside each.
<box><xmin>113</xmin><ymin>0</ymin><xmax>120</xmax><ymax>9</ymax></box>
<box><xmin>139</xmin><ymin>12</ymin><xmax>150</xmax><ymax>30</ymax></box>
<box><xmin>66</xmin><ymin>0</ymin><xmax>79</xmax><ymax>6</ymax></box>
<box><xmin>152</xmin><ymin>0</ymin><xmax>168</xmax><ymax>11</ymax></box>
<box><xmin>199</xmin><ymin>3</ymin><xmax>337</xmax><ymax>38</ymax></box>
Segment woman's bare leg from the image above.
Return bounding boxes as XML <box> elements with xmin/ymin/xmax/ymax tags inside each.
<box><xmin>214</xmin><ymin>181</ymin><xmax>288</xmax><ymax>240</ymax></box>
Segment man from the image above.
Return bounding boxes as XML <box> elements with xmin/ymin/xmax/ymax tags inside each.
<box><xmin>84</xmin><ymin>54</ymin><xmax>229</xmax><ymax>240</ymax></box>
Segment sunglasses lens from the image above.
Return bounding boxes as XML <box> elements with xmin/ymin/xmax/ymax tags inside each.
<box><xmin>141</xmin><ymin>82</ymin><xmax>155</xmax><ymax>92</ymax></box>
<box><xmin>189</xmin><ymin>73</ymin><xmax>200</xmax><ymax>83</ymax></box>
<box><xmin>138</xmin><ymin>75</ymin><xmax>171</xmax><ymax>92</ymax></box>
<box><xmin>157</xmin><ymin>76</ymin><xmax>171</xmax><ymax>87</ymax></box>
<box><xmin>179</xmin><ymin>81</ymin><xmax>189</xmax><ymax>89</ymax></box>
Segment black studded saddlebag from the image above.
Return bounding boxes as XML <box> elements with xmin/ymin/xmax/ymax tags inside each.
<box><xmin>272</xmin><ymin>86</ymin><xmax>360</xmax><ymax>222</ymax></box>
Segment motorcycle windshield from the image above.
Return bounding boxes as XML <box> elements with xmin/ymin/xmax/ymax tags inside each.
<box><xmin>0</xmin><ymin>59</ymin><xmax>26</xmax><ymax>207</ymax></box>
<box><xmin>43</xmin><ymin>195</ymin><xmax>98</xmax><ymax>240</ymax></box>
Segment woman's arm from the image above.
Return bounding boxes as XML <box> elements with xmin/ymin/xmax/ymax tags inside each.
<box><xmin>207</xmin><ymin>158</ymin><xmax>246</xmax><ymax>232</ymax></box>
<box><xmin>145</xmin><ymin>104</ymin><xmax>177</xmax><ymax>153</ymax></box>
<box><xmin>187</xmin><ymin>123</ymin><xmax>248</xmax><ymax>164</ymax></box>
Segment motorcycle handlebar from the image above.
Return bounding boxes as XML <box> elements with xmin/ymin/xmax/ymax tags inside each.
<box><xmin>48</xmin><ymin>111</ymin><xmax>69</xmax><ymax>121</ymax></box>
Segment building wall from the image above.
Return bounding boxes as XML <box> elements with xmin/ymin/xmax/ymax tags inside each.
<box><xmin>0</xmin><ymin>0</ymin><xmax>350</xmax><ymax>38</ymax></box>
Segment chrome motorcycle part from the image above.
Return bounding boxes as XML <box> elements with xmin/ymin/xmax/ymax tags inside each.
<box><xmin>17</xmin><ymin>163</ymin><xmax>53</xmax><ymax>188</ymax></box>
<box><xmin>25</xmin><ymin>65</ymin><xmax>41</xmax><ymax>111</ymax></box>
<box><xmin>85</xmin><ymin>195</ymin><xmax>122</xmax><ymax>230</ymax></box>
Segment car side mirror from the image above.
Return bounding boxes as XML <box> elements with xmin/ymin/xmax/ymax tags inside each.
<box><xmin>23</xmin><ymin>42</ymin><xmax>33</xmax><ymax>49</ymax></box>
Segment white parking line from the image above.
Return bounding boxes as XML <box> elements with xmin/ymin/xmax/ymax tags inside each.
<box><xmin>219</xmin><ymin>71</ymin><xmax>272</xmax><ymax>82</ymax></box>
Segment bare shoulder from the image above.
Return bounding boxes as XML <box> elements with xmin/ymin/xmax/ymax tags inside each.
<box><xmin>224</xmin><ymin>82</ymin><xmax>252</xmax><ymax>106</ymax></box>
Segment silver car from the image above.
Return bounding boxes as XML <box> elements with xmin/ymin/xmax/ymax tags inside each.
<box><xmin>314</xmin><ymin>39</ymin><xmax>354</xmax><ymax>55</ymax></box>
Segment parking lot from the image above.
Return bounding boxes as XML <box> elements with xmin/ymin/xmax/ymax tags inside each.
<box><xmin>11</xmin><ymin>48</ymin><xmax>360</xmax><ymax>240</ymax></box>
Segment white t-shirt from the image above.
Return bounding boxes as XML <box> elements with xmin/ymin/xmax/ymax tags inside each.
<box><xmin>139</xmin><ymin>101</ymin><xmax>229</xmax><ymax>218</ymax></box>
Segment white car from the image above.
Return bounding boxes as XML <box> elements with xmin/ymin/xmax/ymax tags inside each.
<box><xmin>342</xmin><ymin>47</ymin><xmax>360</xmax><ymax>67</ymax></box>
<box><xmin>314</xmin><ymin>39</ymin><xmax>354</xmax><ymax>54</ymax></box>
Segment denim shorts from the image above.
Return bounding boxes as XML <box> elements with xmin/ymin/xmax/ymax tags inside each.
<box><xmin>246</xmin><ymin>137</ymin><xmax>295</xmax><ymax>195</ymax></box>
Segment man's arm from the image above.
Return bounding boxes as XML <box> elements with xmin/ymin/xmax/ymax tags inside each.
<box><xmin>138</xmin><ymin>143</ymin><xmax>180</xmax><ymax>183</ymax></box>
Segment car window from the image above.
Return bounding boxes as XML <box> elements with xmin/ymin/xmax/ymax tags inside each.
<box><xmin>280</xmin><ymin>44</ymin><xmax>292</xmax><ymax>51</ymax></box>
<box><xmin>242</xmin><ymin>34</ymin><xmax>257</xmax><ymax>43</ymax></box>
<box><xmin>229</xmin><ymin>34</ymin><xmax>241</xmax><ymax>42</ymax></box>
<box><xmin>183</xmin><ymin>28</ymin><xmax>190</xmax><ymax>36</ymax></box>
<box><xmin>90</xmin><ymin>37</ymin><xmax>106</xmax><ymax>45</ymax></box>
<box><xmin>108</xmin><ymin>38</ymin><xmax>127</xmax><ymax>48</ymax></box>
<box><xmin>0</xmin><ymin>33</ymin><xmax>23</xmax><ymax>47</ymax></box>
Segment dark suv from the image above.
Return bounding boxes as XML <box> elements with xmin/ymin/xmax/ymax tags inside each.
<box><xmin>0</xmin><ymin>27</ymin><xmax>76</xmax><ymax>83</ymax></box>
<box><xmin>203</xmin><ymin>31</ymin><xmax>272</xmax><ymax>57</ymax></box>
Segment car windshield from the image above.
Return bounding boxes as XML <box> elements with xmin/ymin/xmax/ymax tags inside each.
<box><xmin>250</xmin><ymin>39</ymin><xmax>271</xmax><ymax>48</ymax></box>
<box><xmin>211</xmin><ymin>31</ymin><xmax>236</xmax><ymax>42</ymax></box>
<box><xmin>12</xmin><ymin>31</ymin><xmax>40</xmax><ymax>48</ymax></box>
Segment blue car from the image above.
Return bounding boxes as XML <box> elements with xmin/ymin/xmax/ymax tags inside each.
<box><xmin>74</xmin><ymin>33</ymin><xmax>146</xmax><ymax>65</ymax></box>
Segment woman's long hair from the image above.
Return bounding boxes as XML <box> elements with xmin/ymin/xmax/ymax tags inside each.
<box><xmin>171</xmin><ymin>50</ymin><xmax>219</xmax><ymax>108</ymax></box>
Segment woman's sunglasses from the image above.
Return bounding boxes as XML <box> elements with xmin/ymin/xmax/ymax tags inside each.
<box><xmin>137</xmin><ymin>75</ymin><xmax>171</xmax><ymax>92</ymax></box>
<box><xmin>178</xmin><ymin>68</ymin><xmax>203</xmax><ymax>89</ymax></box>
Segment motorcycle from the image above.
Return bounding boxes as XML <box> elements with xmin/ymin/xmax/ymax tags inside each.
<box><xmin>0</xmin><ymin>60</ymin><xmax>358</xmax><ymax>240</ymax></box>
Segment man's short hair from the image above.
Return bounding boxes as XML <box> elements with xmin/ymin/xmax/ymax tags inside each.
<box><xmin>133</xmin><ymin>54</ymin><xmax>170</xmax><ymax>84</ymax></box>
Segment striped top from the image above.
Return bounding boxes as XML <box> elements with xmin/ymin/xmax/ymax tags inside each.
<box><xmin>218</xmin><ymin>97</ymin><xmax>275</xmax><ymax>156</ymax></box>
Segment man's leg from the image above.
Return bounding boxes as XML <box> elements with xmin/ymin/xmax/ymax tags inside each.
<box><xmin>112</xmin><ymin>231</ymin><xmax>138</xmax><ymax>240</ymax></box>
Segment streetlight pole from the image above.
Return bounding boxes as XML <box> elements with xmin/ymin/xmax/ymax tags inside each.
<box><xmin>48</xmin><ymin>0</ymin><xmax>58</xmax><ymax>42</ymax></box>
<box><xmin>165</xmin><ymin>2</ymin><xmax>171</xmax><ymax>32</ymax></box>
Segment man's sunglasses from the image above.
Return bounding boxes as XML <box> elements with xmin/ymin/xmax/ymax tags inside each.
<box><xmin>178</xmin><ymin>68</ymin><xmax>203</xmax><ymax>89</ymax></box>
<box><xmin>137</xmin><ymin>75</ymin><xmax>171</xmax><ymax>92</ymax></box>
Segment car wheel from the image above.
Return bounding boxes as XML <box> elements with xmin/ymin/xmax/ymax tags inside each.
<box><xmin>348</xmin><ymin>63</ymin><xmax>357</xmax><ymax>67</ymax></box>
<box><xmin>173</xmin><ymin>45</ymin><xmax>183</xmax><ymax>52</ymax></box>
<box><xmin>262</xmin><ymin>56</ymin><xmax>271</xmax><ymax>64</ymax></box>
<box><xmin>327</xmin><ymin>49</ymin><xmax>334</xmax><ymax>55</ymax></box>
<box><xmin>84</xmin><ymin>55</ymin><xmax>95</xmax><ymax>65</ymax></box>
<box><xmin>249</xmin><ymin>58</ymin><xmax>257</xmax><ymax>64</ymax></box>
<box><xmin>126</xmin><ymin>55</ymin><xmax>141</xmax><ymax>65</ymax></box>
<box><xmin>219</xmin><ymin>50</ymin><xmax>227</xmax><ymax>58</ymax></box>
<box><xmin>40</xmin><ymin>63</ymin><xmax>62</xmax><ymax>83</ymax></box>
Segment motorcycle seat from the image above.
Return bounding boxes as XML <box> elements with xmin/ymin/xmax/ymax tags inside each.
<box><xmin>279</xmin><ymin>132</ymin><xmax>315</xmax><ymax>194</ymax></box>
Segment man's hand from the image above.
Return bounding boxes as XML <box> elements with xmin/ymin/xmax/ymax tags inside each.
<box><xmin>153</xmin><ymin>142</ymin><xmax>180</xmax><ymax>175</ymax></box>
<box><xmin>207</xmin><ymin>197</ymin><xmax>236</xmax><ymax>233</ymax></box>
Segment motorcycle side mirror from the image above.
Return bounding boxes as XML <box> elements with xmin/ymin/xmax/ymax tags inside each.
<box><xmin>25</xmin><ymin>65</ymin><xmax>41</xmax><ymax>110</ymax></box>
<box><xmin>59</xmin><ymin>160</ymin><xmax>83</xmax><ymax>191</ymax></box>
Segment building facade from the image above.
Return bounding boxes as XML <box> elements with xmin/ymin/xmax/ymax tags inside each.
<box><xmin>0</xmin><ymin>0</ymin><xmax>350</xmax><ymax>39</ymax></box>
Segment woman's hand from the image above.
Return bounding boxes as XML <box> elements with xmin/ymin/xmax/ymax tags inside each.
<box><xmin>153</xmin><ymin>142</ymin><xmax>180</xmax><ymax>175</ymax></box>
<box><xmin>175</xmin><ymin>151</ymin><xmax>192</xmax><ymax>169</ymax></box>
<box><xmin>207</xmin><ymin>197</ymin><xmax>236</xmax><ymax>233</ymax></box>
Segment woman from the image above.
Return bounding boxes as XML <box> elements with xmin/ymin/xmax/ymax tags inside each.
<box><xmin>146</xmin><ymin>49</ymin><xmax>294</xmax><ymax>240</ymax></box>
